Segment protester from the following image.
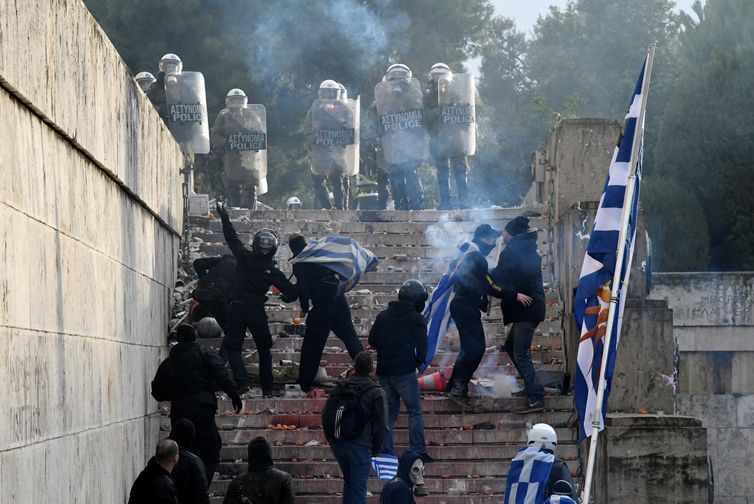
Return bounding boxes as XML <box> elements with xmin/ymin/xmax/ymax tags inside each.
<box><xmin>368</xmin><ymin>279</ymin><xmax>431</xmax><ymax>462</ymax></box>
<box><xmin>128</xmin><ymin>439</ymin><xmax>180</xmax><ymax>504</ymax></box>
<box><xmin>379</xmin><ymin>450</ymin><xmax>428</xmax><ymax>503</ymax></box>
<box><xmin>491</xmin><ymin>215</ymin><xmax>547</xmax><ymax>413</ymax></box>
<box><xmin>323</xmin><ymin>352</ymin><xmax>388</xmax><ymax>504</ymax></box>
<box><xmin>168</xmin><ymin>419</ymin><xmax>210</xmax><ymax>504</ymax></box>
<box><xmin>288</xmin><ymin>234</ymin><xmax>363</xmax><ymax>392</ymax></box>
<box><xmin>216</xmin><ymin>203</ymin><xmax>297</xmax><ymax>397</ymax></box>
<box><xmin>151</xmin><ymin>323</ymin><xmax>242</xmax><ymax>483</ymax></box>
<box><xmin>191</xmin><ymin>254</ymin><xmax>237</xmax><ymax>328</ymax></box>
<box><xmin>544</xmin><ymin>480</ymin><xmax>578</xmax><ymax>503</ymax></box>
<box><xmin>222</xmin><ymin>436</ymin><xmax>296</xmax><ymax>504</ymax></box>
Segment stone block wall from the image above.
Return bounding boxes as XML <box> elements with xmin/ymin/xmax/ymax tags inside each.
<box><xmin>651</xmin><ymin>272</ymin><xmax>754</xmax><ymax>502</ymax></box>
<box><xmin>0</xmin><ymin>0</ymin><xmax>183</xmax><ymax>501</ymax></box>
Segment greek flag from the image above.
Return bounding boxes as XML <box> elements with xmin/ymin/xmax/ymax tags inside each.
<box><xmin>371</xmin><ymin>453</ymin><xmax>399</xmax><ymax>481</ymax></box>
<box><xmin>290</xmin><ymin>236</ymin><xmax>378</xmax><ymax>296</ymax></box>
<box><xmin>503</xmin><ymin>446</ymin><xmax>555</xmax><ymax>504</ymax></box>
<box><xmin>421</xmin><ymin>241</ymin><xmax>479</xmax><ymax>370</ymax></box>
<box><xmin>574</xmin><ymin>59</ymin><xmax>646</xmax><ymax>442</ymax></box>
<box><xmin>545</xmin><ymin>496</ymin><xmax>577</xmax><ymax>504</ymax></box>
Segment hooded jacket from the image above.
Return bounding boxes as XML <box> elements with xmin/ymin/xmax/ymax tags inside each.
<box><xmin>128</xmin><ymin>458</ymin><xmax>178</xmax><ymax>504</ymax></box>
<box><xmin>368</xmin><ymin>301</ymin><xmax>428</xmax><ymax>376</ymax></box>
<box><xmin>168</xmin><ymin>419</ymin><xmax>210</xmax><ymax>504</ymax></box>
<box><xmin>453</xmin><ymin>250</ymin><xmax>510</xmax><ymax>310</ymax></box>
<box><xmin>379</xmin><ymin>450</ymin><xmax>421</xmax><ymax>504</ymax></box>
<box><xmin>192</xmin><ymin>255</ymin><xmax>237</xmax><ymax>305</ymax></box>
<box><xmin>222</xmin><ymin>437</ymin><xmax>295</xmax><ymax>504</ymax></box>
<box><xmin>491</xmin><ymin>231</ymin><xmax>545</xmax><ymax>324</ymax></box>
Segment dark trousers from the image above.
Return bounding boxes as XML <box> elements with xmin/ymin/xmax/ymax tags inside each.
<box><xmin>223</xmin><ymin>302</ymin><xmax>273</xmax><ymax>393</ymax></box>
<box><xmin>170</xmin><ymin>406</ymin><xmax>221</xmax><ymax>484</ymax></box>
<box><xmin>389</xmin><ymin>162</ymin><xmax>424</xmax><ymax>210</ymax></box>
<box><xmin>380</xmin><ymin>372</ymin><xmax>427</xmax><ymax>456</ymax></box>
<box><xmin>505</xmin><ymin>321</ymin><xmax>544</xmax><ymax>403</ymax></box>
<box><xmin>222</xmin><ymin>174</ymin><xmax>256</xmax><ymax>208</ymax></box>
<box><xmin>446</xmin><ymin>297</ymin><xmax>486</xmax><ymax>395</ymax></box>
<box><xmin>330</xmin><ymin>441</ymin><xmax>372</xmax><ymax>504</ymax></box>
<box><xmin>313</xmin><ymin>173</ymin><xmax>349</xmax><ymax>210</ymax></box>
<box><xmin>190</xmin><ymin>298</ymin><xmax>228</xmax><ymax>329</ymax></box>
<box><xmin>435</xmin><ymin>155</ymin><xmax>469</xmax><ymax>209</ymax></box>
<box><xmin>298</xmin><ymin>296</ymin><xmax>363</xmax><ymax>390</ymax></box>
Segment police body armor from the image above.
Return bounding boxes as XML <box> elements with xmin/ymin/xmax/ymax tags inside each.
<box><xmin>309</xmin><ymin>97</ymin><xmax>360</xmax><ymax>177</ymax></box>
<box><xmin>436</xmin><ymin>73</ymin><xmax>476</xmax><ymax>157</ymax></box>
<box><xmin>374</xmin><ymin>78</ymin><xmax>427</xmax><ymax>170</ymax></box>
<box><xmin>164</xmin><ymin>71</ymin><xmax>210</xmax><ymax>154</ymax></box>
<box><xmin>217</xmin><ymin>105</ymin><xmax>268</xmax><ymax>185</ymax></box>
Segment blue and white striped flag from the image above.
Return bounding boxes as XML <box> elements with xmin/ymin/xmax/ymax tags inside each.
<box><xmin>290</xmin><ymin>236</ymin><xmax>379</xmax><ymax>296</ymax></box>
<box><xmin>503</xmin><ymin>446</ymin><xmax>555</xmax><ymax>504</ymax></box>
<box><xmin>371</xmin><ymin>453</ymin><xmax>399</xmax><ymax>481</ymax></box>
<box><xmin>574</xmin><ymin>59</ymin><xmax>647</xmax><ymax>442</ymax></box>
<box><xmin>421</xmin><ymin>241</ymin><xmax>479</xmax><ymax>370</ymax></box>
<box><xmin>545</xmin><ymin>496</ymin><xmax>577</xmax><ymax>504</ymax></box>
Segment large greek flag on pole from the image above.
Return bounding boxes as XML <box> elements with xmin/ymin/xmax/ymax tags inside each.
<box><xmin>573</xmin><ymin>60</ymin><xmax>646</xmax><ymax>442</ymax></box>
<box><xmin>503</xmin><ymin>446</ymin><xmax>555</xmax><ymax>504</ymax></box>
<box><xmin>420</xmin><ymin>241</ymin><xmax>479</xmax><ymax>371</ymax></box>
<box><xmin>290</xmin><ymin>236</ymin><xmax>379</xmax><ymax>296</ymax></box>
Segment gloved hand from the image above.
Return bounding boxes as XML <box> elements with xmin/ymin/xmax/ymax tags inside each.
<box><xmin>216</xmin><ymin>203</ymin><xmax>229</xmax><ymax>221</ymax></box>
<box><xmin>231</xmin><ymin>394</ymin><xmax>243</xmax><ymax>414</ymax></box>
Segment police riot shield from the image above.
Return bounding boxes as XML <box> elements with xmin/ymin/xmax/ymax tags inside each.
<box><xmin>256</xmin><ymin>176</ymin><xmax>268</xmax><ymax>196</ymax></box>
<box><xmin>374</xmin><ymin>78</ymin><xmax>427</xmax><ymax>167</ymax></box>
<box><xmin>310</xmin><ymin>97</ymin><xmax>360</xmax><ymax>177</ymax></box>
<box><xmin>221</xmin><ymin>104</ymin><xmax>268</xmax><ymax>184</ymax></box>
<box><xmin>437</xmin><ymin>73</ymin><xmax>476</xmax><ymax>157</ymax></box>
<box><xmin>165</xmin><ymin>71</ymin><xmax>210</xmax><ymax>154</ymax></box>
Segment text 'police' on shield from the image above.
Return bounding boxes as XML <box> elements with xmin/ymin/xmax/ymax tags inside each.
<box><xmin>380</xmin><ymin>110</ymin><xmax>424</xmax><ymax>132</ymax></box>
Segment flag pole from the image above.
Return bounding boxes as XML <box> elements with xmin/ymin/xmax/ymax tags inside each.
<box><xmin>581</xmin><ymin>43</ymin><xmax>655</xmax><ymax>503</ymax></box>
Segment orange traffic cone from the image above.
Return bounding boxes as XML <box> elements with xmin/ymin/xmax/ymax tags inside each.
<box><xmin>419</xmin><ymin>368</ymin><xmax>449</xmax><ymax>391</ymax></box>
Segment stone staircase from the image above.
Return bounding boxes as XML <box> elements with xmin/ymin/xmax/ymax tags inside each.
<box><xmin>164</xmin><ymin>208</ymin><xmax>578</xmax><ymax>503</ymax></box>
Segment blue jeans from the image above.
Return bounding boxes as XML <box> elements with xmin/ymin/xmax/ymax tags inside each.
<box><xmin>379</xmin><ymin>372</ymin><xmax>427</xmax><ymax>456</ymax></box>
<box><xmin>505</xmin><ymin>321</ymin><xmax>544</xmax><ymax>403</ymax></box>
<box><xmin>330</xmin><ymin>441</ymin><xmax>372</xmax><ymax>504</ymax></box>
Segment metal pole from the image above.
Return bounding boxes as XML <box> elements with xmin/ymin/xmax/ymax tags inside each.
<box><xmin>181</xmin><ymin>154</ymin><xmax>193</xmax><ymax>268</ymax></box>
<box><xmin>581</xmin><ymin>43</ymin><xmax>655</xmax><ymax>503</ymax></box>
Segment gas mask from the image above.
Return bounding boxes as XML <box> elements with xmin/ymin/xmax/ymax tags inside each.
<box><xmin>410</xmin><ymin>459</ymin><xmax>428</xmax><ymax>497</ymax></box>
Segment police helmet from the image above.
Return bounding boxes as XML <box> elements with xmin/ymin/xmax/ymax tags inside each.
<box><xmin>226</xmin><ymin>88</ymin><xmax>248</xmax><ymax>109</ymax></box>
<box><xmin>196</xmin><ymin>317</ymin><xmax>223</xmax><ymax>339</ymax></box>
<box><xmin>286</xmin><ymin>196</ymin><xmax>302</xmax><ymax>209</ymax></box>
<box><xmin>398</xmin><ymin>279</ymin><xmax>429</xmax><ymax>312</ymax></box>
<box><xmin>319</xmin><ymin>79</ymin><xmax>340</xmax><ymax>100</ymax></box>
<box><xmin>135</xmin><ymin>71</ymin><xmax>156</xmax><ymax>92</ymax></box>
<box><xmin>386</xmin><ymin>63</ymin><xmax>412</xmax><ymax>81</ymax></box>
<box><xmin>159</xmin><ymin>53</ymin><xmax>183</xmax><ymax>74</ymax></box>
<box><xmin>429</xmin><ymin>62</ymin><xmax>452</xmax><ymax>82</ymax></box>
<box><xmin>527</xmin><ymin>423</ymin><xmax>557</xmax><ymax>451</ymax></box>
<box><xmin>251</xmin><ymin>228</ymin><xmax>279</xmax><ymax>257</ymax></box>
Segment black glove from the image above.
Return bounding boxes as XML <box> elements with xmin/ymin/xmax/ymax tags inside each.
<box><xmin>231</xmin><ymin>394</ymin><xmax>243</xmax><ymax>414</ymax></box>
<box><xmin>216</xmin><ymin>203</ymin><xmax>229</xmax><ymax>221</ymax></box>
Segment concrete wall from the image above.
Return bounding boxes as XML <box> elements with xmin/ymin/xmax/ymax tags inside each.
<box><xmin>650</xmin><ymin>272</ymin><xmax>754</xmax><ymax>503</ymax></box>
<box><xmin>0</xmin><ymin>0</ymin><xmax>183</xmax><ymax>501</ymax></box>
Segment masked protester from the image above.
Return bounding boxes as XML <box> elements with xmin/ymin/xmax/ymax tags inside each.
<box><xmin>151</xmin><ymin>324</ymin><xmax>242</xmax><ymax>484</ymax></box>
<box><xmin>222</xmin><ymin>436</ymin><xmax>295</xmax><ymax>504</ymax></box>
<box><xmin>190</xmin><ymin>255</ymin><xmax>237</xmax><ymax>328</ymax></box>
<box><xmin>545</xmin><ymin>480</ymin><xmax>578</xmax><ymax>504</ymax></box>
<box><xmin>215</xmin><ymin>204</ymin><xmax>297</xmax><ymax>398</ymax></box>
<box><xmin>167</xmin><ymin>419</ymin><xmax>210</xmax><ymax>504</ymax></box>
<box><xmin>491</xmin><ymin>215</ymin><xmax>547</xmax><ymax>413</ymax></box>
<box><xmin>379</xmin><ymin>450</ymin><xmax>428</xmax><ymax>503</ymax></box>
<box><xmin>368</xmin><ymin>280</ymin><xmax>432</xmax><ymax>462</ymax></box>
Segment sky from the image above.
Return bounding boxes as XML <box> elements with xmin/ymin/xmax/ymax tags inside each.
<box><xmin>491</xmin><ymin>0</ymin><xmax>698</xmax><ymax>34</ymax></box>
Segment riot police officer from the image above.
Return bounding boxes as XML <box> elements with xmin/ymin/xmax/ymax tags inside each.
<box><xmin>146</xmin><ymin>53</ymin><xmax>183</xmax><ymax>123</ymax></box>
<box><xmin>135</xmin><ymin>71</ymin><xmax>156</xmax><ymax>93</ymax></box>
<box><xmin>424</xmin><ymin>63</ymin><xmax>474</xmax><ymax>209</ymax></box>
<box><xmin>374</xmin><ymin>64</ymin><xmax>426</xmax><ymax>210</ymax></box>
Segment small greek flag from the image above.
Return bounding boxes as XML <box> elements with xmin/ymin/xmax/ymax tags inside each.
<box><xmin>290</xmin><ymin>236</ymin><xmax>378</xmax><ymax>296</ymax></box>
<box><xmin>420</xmin><ymin>241</ymin><xmax>479</xmax><ymax>370</ymax></box>
<box><xmin>503</xmin><ymin>446</ymin><xmax>555</xmax><ymax>504</ymax></box>
<box><xmin>371</xmin><ymin>453</ymin><xmax>399</xmax><ymax>481</ymax></box>
<box><xmin>545</xmin><ymin>496</ymin><xmax>577</xmax><ymax>504</ymax></box>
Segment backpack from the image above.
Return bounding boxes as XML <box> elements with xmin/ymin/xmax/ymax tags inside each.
<box><xmin>322</xmin><ymin>379</ymin><xmax>378</xmax><ymax>441</ymax></box>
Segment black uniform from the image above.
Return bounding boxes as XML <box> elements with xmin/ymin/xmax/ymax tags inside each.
<box><xmin>445</xmin><ymin>251</ymin><xmax>508</xmax><ymax>396</ymax></box>
<box><xmin>361</xmin><ymin>103</ymin><xmax>389</xmax><ymax>209</ymax></box>
<box><xmin>151</xmin><ymin>342</ymin><xmax>239</xmax><ymax>484</ymax></box>
<box><xmin>191</xmin><ymin>255</ymin><xmax>237</xmax><ymax>328</ymax></box>
<box><xmin>293</xmin><ymin>262</ymin><xmax>363</xmax><ymax>391</ymax></box>
<box><xmin>219</xmin><ymin>213</ymin><xmax>296</xmax><ymax>395</ymax></box>
<box><xmin>424</xmin><ymin>81</ymin><xmax>469</xmax><ymax>210</ymax></box>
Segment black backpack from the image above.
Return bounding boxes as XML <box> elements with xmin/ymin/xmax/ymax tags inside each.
<box><xmin>322</xmin><ymin>379</ymin><xmax>378</xmax><ymax>441</ymax></box>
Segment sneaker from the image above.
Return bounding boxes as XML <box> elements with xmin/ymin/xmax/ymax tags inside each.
<box><xmin>447</xmin><ymin>389</ymin><xmax>472</xmax><ymax>407</ymax></box>
<box><xmin>514</xmin><ymin>399</ymin><xmax>545</xmax><ymax>414</ymax></box>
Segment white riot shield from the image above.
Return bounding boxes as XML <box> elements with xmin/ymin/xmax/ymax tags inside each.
<box><xmin>374</xmin><ymin>78</ymin><xmax>427</xmax><ymax>167</ymax></box>
<box><xmin>165</xmin><ymin>71</ymin><xmax>210</xmax><ymax>154</ymax></box>
<box><xmin>256</xmin><ymin>176</ymin><xmax>268</xmax><ymax>196</ymax></box>
<box><xmin>437</xmin><ymin>73</ymin><xmax>476</xmax><ymax>157</ymax></box>
<box><xmin>310</xmin><ymin>97</ymin><xmax>360</xmax><ymax>177</ymax></box>
<box><xmin>221</xmin><ymin>105</ymin><xmax>268</xmax><ymax>184</ymax></box>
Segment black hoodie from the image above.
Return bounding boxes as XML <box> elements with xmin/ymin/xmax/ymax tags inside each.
<box><xmin>222</xmin><ymin>437</ymin><xmax>295</xmax><ymax>504</ymax></box>
<box><xmin>128</xmin><ymin>458</ymin><xmax>178</xmax><ymax>504</ymax></box>
<box><xmin>491</xmin><ymin>231</ymin><xmax>545</xmax><ymax>324</ymax></box>
<box><xmin>168</xmin><ymin>419</ymin><xmax>210</xmax><ymax>504</ymax></box>
<box><xmin>380</xmin><ymin>450</ymin><xmax>420</xmax><ymax>504</ymax></box>
<box><xmin>369</xmin><ymin>301</ymin><xmax>428</xmax><ymax>376</ymax></box>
